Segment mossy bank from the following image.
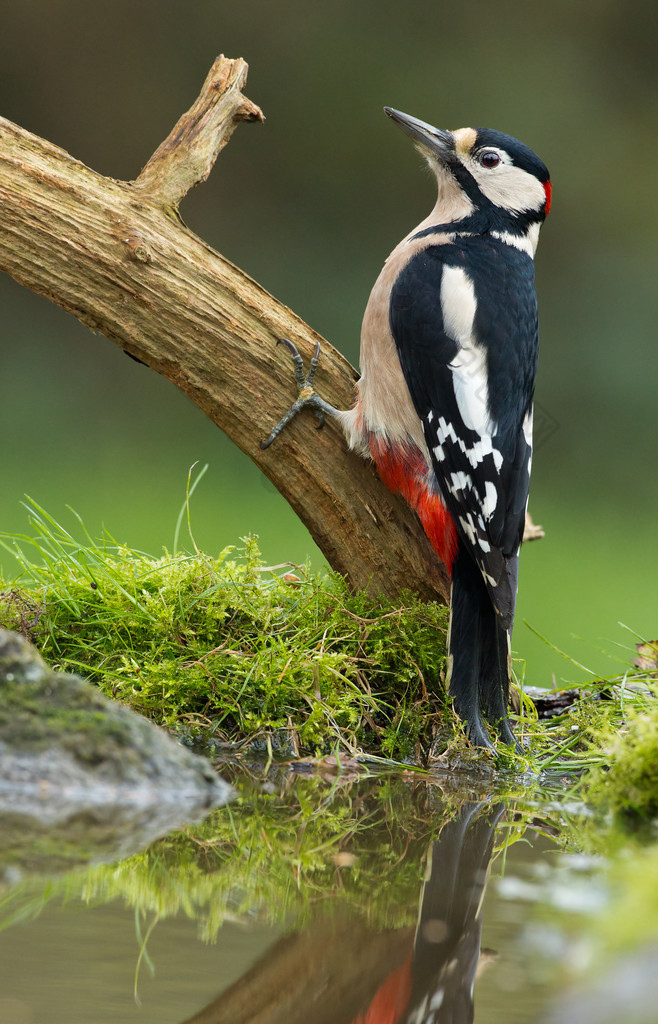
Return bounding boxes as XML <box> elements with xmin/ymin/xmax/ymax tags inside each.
<box><xmin>1</xmin><ymin>501</ymin><xmax>657</xmax><ymax>808</ymax></box>
<box><xmin>0</xmin><ymin>503</ymin><xmax>451</xmax><ymax>761</ymax></box>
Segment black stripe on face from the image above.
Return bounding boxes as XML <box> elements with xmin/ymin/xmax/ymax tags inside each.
<box><xmin>450</xmin><ymin>161</ymin><xmax>486</xmax><ymax>208</ymax></box>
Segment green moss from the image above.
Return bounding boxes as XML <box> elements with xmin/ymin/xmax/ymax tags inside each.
<box><xmin>0</xmin><ymin>502</ymin><xmax>450</xmax><ymax>760</ymax></box>
<box><xmin>2</xmin><ymin>499</ymin><xmax>658</xmax><ymax>790</ymax></box>
<box><xmin>585</xmin><ymin>700</ymin><xmax>658</xmax><ymax>825</ymax></box>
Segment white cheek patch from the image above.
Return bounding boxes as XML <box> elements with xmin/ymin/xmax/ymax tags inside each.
<box><xmin>526</xmin><ymin>221</ymin><xmax>541</xmax><ymax>254</ymax></box>
<box><xmin>476</xmin><ymin>164</ymin><xmax>546</xmax><ymax>214</ymax></box>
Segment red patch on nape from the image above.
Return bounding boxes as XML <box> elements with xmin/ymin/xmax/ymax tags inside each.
<box><xmin>543</xmin><ymin>180</ymin><xmax>552</xmax><ymax>216</ymax></box>
<box><xmin>370</xmin><ymin>436</ymin><xmax>458</xmax><ymax>574</ymax></box>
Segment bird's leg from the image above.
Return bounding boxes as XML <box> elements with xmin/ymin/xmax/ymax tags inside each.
<box><xmin>260</xmin><ymin>340</ymin><xmax>340</xmax><ymax>450</ymax></box>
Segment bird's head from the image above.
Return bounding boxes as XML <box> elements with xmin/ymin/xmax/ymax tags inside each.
<box><xmin>385</xmin><ymin>107</ymin><xmax>551</xmax><ymax>247</ymax></box>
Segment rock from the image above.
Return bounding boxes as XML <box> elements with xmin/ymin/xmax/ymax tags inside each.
<box><xmin>0</xmin><ymin>629</ymin><xmax>232</xmax><ymax>830</ymax></box>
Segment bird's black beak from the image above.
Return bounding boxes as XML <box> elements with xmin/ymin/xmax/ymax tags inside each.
<box><xmin>384</xmin><ymin>107</ymin><xmax>457</xmax><ymax>163</ymax></box>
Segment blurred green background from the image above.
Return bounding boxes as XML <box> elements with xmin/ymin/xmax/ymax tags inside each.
<box><xmin>1</xmin><ymin>0</ymin><xmax>656</xmax><ymax>687</ymax></box>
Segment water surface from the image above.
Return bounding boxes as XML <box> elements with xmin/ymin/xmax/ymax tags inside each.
<box><xmin>0</xmin><ymin>765</ymin><xmax>649</xmax><ymax>1023</ymax></box>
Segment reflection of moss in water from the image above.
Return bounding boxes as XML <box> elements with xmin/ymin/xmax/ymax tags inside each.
<box><xmin>0</xmin><ymin>502</ymin><xmax>449</xmax><ymax>760</ymax></box>
<box><xmin>7</xmin><ymin>761</ymin><xmax>658</xmax><ymax>980</ymax></box>
<box><xmin>522</xmin><ymin>827</ymin><xmax>658</xmax><ymax>1008</ymax></box>
<box><xmin>592</xmin><ymin>842</ymin><xmax>658</xmax><ymax>960</ymax></box>
<box><xmin>80</xmin><ymin>775</ymin><xmax>455</xmax><ymax>939</ymax></box>
<box><xmin>0</xmin><ymin>773</ymin><xmax>544</xmax><ymax>941</ymax></box>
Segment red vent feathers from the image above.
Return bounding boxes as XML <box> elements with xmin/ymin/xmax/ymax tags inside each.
<box><xmin>369</xmin><ymin>436</ymin><xmax>458</xmax><ymax>573</ymax></box>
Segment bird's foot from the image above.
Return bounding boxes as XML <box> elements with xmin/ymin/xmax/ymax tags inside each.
<box><xmin>260</xmin><ymin>340</ymin><xmax>339</xmax><ymax>449</ymax></box>
<box><xmin>466</xmin><ymin>716</ymin><xmax>496</xmax><ymax>751</ymax></box>
<box><xmin>469</xmin><ymin>716</ymin><xmax>524</xmax><ymax>756</ymax></box>
<box><xmin>494</xmin><ymin>715</ymin><xmax>524</xmax><ymax>755</ymax></box>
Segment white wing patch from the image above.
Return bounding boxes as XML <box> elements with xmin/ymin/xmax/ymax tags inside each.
<box><xmin>458</xmin><ymin>514</ymin><xmax>477</xmax><ymax>546</ymax></box>
<box><xmin>465</xmin><ymin>434</ymin><xmax>503</xmax><ymax>471</ymax></box>
<box><xmin>436</xmin><ymin>416</ymin><xmax>458</xmax><ymax>446</ymax></box>
<box><xmin>440</xmin><ymin>263</ymin><xmax>477</xmax><ymax>342</ymax></box>
<box><xmin>450</xmin><ymin>471</ymin><xmax>472</xmax><ymax>493</ymax></box>
<box><xmin>522</xmin><ymin>405</ymin><xmax>534</xmax><ymax>445</ymax></box>
<box><xmin>421</xmin><ymin>263</ymin><xmax>527</xmax><ymax>596</ymax></box>
<box><xmin>523</xmin><ymin>406</ymin><xmax>534</xmax><ymax>475</ymax></box>
<box><xmin>440</xmin><ymin>265</ymin><xmax>492</xmax><ymax>437</ymax></box>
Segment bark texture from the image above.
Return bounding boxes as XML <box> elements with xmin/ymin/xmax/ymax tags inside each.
<box><xmin>0</xmin><ymin>55</ymin><xmax>450</xmax><ymax>604</ymax></box>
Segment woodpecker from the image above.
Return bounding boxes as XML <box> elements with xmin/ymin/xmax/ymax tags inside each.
<box><xmin>262</xmin><ymin>108</ymin><xmax>551</xmax><ymax>749</ymax></box>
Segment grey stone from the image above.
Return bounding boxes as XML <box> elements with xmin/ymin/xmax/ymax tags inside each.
<box><xmin>0</xmin><ymin>629</ymin><xmax>232</xmax><ymax>871</ymax></box>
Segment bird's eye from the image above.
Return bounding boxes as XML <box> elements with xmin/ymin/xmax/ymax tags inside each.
<box><xmin>478</xmin><ymin>150</ymin><xmax>500</xmax><ymax>168</ymax></box>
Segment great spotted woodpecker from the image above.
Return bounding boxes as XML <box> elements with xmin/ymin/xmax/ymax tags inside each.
<box><xmin>262</xmin><ymin>109</ymin><xmax>551</xmax><ymax>749</ymax></box>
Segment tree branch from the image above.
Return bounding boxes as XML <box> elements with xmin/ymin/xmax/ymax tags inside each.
<box><xmin>0</xmin><ymin>54</ymin><xmax>450</xmax><ymax>605</ymax></box>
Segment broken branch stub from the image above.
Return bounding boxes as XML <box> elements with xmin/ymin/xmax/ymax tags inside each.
<box><xmin>0</xmin><ymin>55</ymin><xmax>450</xmax><ymax>606</ymax></box>
<box><xmin>134</xmin><ymin>55</ymin><xmax>265</xmax><ymax>210</ymax></box>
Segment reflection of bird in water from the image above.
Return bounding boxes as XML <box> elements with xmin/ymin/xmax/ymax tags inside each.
<box><xmin>181</xmin><ymin>801</ymin><xmax>504</xmax><ymax>1024</ymax></box>
<box><xmin>351</xmin><ymin>802</ymin><xmax>504</xmax><ymax>1024</ymax></box>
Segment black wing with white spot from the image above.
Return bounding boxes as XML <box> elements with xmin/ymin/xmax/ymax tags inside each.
<box><xmin>389</xmin><ymin>237</ymin><xmax>538</xmax><ymax>624</ymax></box>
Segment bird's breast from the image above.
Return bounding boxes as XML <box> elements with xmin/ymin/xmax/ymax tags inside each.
<box><xmin>357</xmin><ymin>226</ymin><xmax>453</xmax><ymax>455</ymax></box>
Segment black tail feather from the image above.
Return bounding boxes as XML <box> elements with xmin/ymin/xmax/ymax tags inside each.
<box><xmin>447</xmin><ymin>548</ymin><xmax>492</xmax><ymax>748</ymax></box>
<box><xmin>448</xmin><ymin>545</ymin><xmax>516</xmax><ymax>748</ymax></box>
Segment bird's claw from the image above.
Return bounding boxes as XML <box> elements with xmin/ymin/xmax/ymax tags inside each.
<box><xmin>260</xmin><ymin>339</ymin><xmax>337</xmax><ymax>449</ymax></box>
